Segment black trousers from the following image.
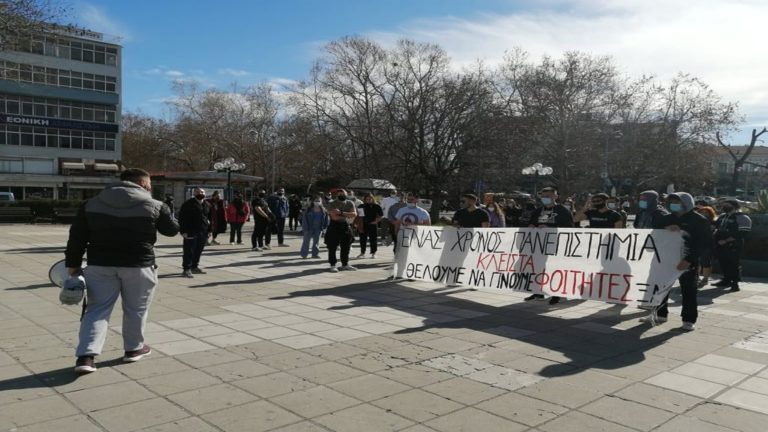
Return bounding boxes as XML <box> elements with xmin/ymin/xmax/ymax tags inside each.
<box><xmin>289</xmin><ymin>215</ymin><xmax>301</xmax><ymax>230</ymax></box>
<box><xmin>182</xmin><ymin>231</ymin><xmax>207</xmax><ymax>270</ymax></box>
<box><xmin>326</xmin><ymin>223</ymin><xmax>352</xmax><ymax>266</ymax></box>
<box><xmin>252</xmin><ymin>222</ymin><xmax>268</xmax><ymax>248</ymax></box>
<box><xmin>229</xmin><ymin>223</ymin><xmax>244</xmax><ymax>243</ymax></box>
<box><xmin>717</xmin><ymin>246</ymin><xmax>741</xmax><ymax>284</ymax></box>
<box><xmin>658</xmin><ymin>268</ymin><xmax>698</xmax><ymax>323</ymax></box>
<box><xmin>359</xmin><ymin>223</ymin><xmax>378</xmax><ymax>254</ymax></box>
<box><xmin>274</xmin><ymin>217</ymin><xmax>286</xmax><ymax>244</ymax></box>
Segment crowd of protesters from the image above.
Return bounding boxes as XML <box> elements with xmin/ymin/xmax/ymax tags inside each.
<box><xmin>131</xmin><ymin>183</ymin><xmax>758</xmax><ymax>331</ymax></box>
<box><xmin>64</xmin><ymin>168</ymin><xmax>754</xmax><ymax>374</ymax></box>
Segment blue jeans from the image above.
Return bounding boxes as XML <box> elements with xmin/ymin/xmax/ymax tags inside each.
<box><xmin>300</xmin><ymin>229</ymin><xmax>322</xmax><ymax>258</ymax></box>
<box><xmin>182</xmin><ymin>231</ymin><xmax>207</xmax><ymax>270</ymax></box>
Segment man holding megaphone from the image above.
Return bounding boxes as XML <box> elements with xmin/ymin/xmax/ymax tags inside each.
<box><xmin>65</xmin><ymin>168</ymin><xmax>179</xmax><ymax>374</ymax></box>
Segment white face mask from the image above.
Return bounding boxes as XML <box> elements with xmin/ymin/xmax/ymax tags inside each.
<box><xmin>407</xmin><ymin>202</ymin><xmax>417</xmax><ymax>208</ymax></box>
<box><xmin>488</xmin><ymin>207</ymin><xmax>495</xmax><ymax>212</ymax></box>
<box><xmin>313</xmin><ymin>201</ymin><xmax>322</xmax><ymax>207</ymax></box>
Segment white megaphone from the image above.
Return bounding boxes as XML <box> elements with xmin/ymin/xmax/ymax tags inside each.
<box><xmin>48</xmin><ymin>259</ymin><xmax>86</xmax><ymax>288</ymax></box>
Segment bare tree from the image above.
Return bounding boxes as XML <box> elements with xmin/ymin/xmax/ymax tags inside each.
<box><xmin>717</xmin><ymin>126</ymin><xmax>768</xmax><ymax>194</ymax></box>
<box><xmin>0</xmin><ymin>0</ymin><xmax>70</xmax><ymax>51</ymax></box>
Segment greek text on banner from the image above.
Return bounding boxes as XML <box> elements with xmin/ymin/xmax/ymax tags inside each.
<box><xmin>394</xmin><ymin>227</ymin><xmax>684</xmax><ymax>307</ymax></box>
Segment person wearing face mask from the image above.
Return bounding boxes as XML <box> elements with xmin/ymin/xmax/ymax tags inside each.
<box><xmin>178</xmin><ymin>187</ymin><xmax>212</xmax><ymax>278</ymax></box>
<box><xmin>324</xmin><ymin>189</ymin><xmax>358</xmax><ymax>272</ymax></box>
<box><xmin>394</xmin><ymin>193</ymin><xmax>432</xmax><ymax>234</ymax></box>
<box><xmin>712</xmin><ymin>199</ymin><xmax>751</xmax><ymax>292</ymax></box>
<box><xmin>66</xmin><ymin>168</ymin><xmax>179</xmax><ymax>374</ymax></box>
<box><xmin>574</xmin><ymin>193</ymin><xmax>622</xmax><ymax>229</ymax></box>
<box><xmin>300</xmin><ymin>195</ymin><xmax>329</xmax><ymax>259</ymax></box>
<box><xmin>607</xmin><ymin>196</ymin><xmax>627</xmax><ymax>228</ymax></box>
<box><xmin>452</xmin><ymin>194</ymin><xmax>490</xmax><ymax>228</ymax></box>
<box><xmin>632</xmin><ymin>190</ymin><xmax>668</xmax><ymax>229</ymax></box>
<box><xmin>250</xmin><ymin>190</ymin><xmax>274</xmax><ymax>251</ymax></box>
<box><xmin>639</xmin><ymin>192</ymin><xmax>712</xmax><ymax>331</ymax></box>
<box><xmin>485</xmin><ymin>196</ymin><xmax>506</xmax><ymax>228</ymax></box>
<box><xmin>356</xmin><ymin>193</ymin><xmax>384</xmax><ymax>259</ymax></box>
<box><xmin>526</xmin><ymin>187</ymin><xmax>574</xmax><ymax>304</ymax></box>
<box><xmin>503</xmin><ymin>198</ymin><xmax>522</xmax><ymax>227</ymax></box>
<box><xmin>267</xmin><ymin>187</ymin><xmax>290</xmax><ymax>247</ymax></box>
<box><xmin>694</xmin><ymin>200</ymin><xmax>717</xmax><ymax>287</ymax></box>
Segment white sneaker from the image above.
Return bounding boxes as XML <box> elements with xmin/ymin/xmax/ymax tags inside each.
<box><xmin>370</xmin><ymin>254</ymin><xmax>377</xmax><ymax>259</ymax></box>
<box><xmin>211</xmin><ymin>240</ymin><xmax>220</xmax><ymax>245</ymax></box>
<box><xmin>263</xmin><ymin>245</ymin><xmax>272</xmax><ymax>250</ymax></box>
<box><xmin>356</xmin><ymin>254</ymin><xmax>366</xmax><ymax>259</ymax></box>
<box><xmin>681</xmin><ymin>322</ymin><xmax>696</xmax><ymax>331</ymax></box>
<box><xmin>230</xmin><ymin>242</ymin><xmax>235</xmax><ymax>245</ymax></box>
<box><xmin>340</xmin><ymin>265</ymin><xmax>358</xmax><ymax>271</ymax></box>
<box><xmin>329</xmin><ymin>266</ymin><xmax>339</xmax><ymax>273</ymax></box>
<box><xmin>639</xmin><ymin>315</ymin><xmax>667</xmax><ymax>324</ymax></box>
<box><xmin>252</xmin><ymin>247</ymin><xmax>262</xmax><ymax>251</ymax></box>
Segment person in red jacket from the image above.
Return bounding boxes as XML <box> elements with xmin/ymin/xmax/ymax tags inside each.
<box><xmin>225</xmin><ymin>193</ymin><xmax>250</xmax><ymax>245</ymax></box>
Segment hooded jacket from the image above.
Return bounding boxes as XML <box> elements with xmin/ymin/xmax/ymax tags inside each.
<box><xmin>65</xmin><ymin>181</ymin><xmax>179</xmax><ymax>268</ymax></box>
<box><xmin>633</xmin><ymin>190</ymin><xmax>669</xmax><ymax>229</ymax></box>
<box><xmin>662</xmin><ymin>192</ymin><xmax>713</xmax><ymax>266</ymax></box>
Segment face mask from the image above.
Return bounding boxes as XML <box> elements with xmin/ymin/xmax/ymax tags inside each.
<box><xmin>314</xmin><ymin>201</ymin><xmax>322</xmax><ymax>207</ymax></box>
<box><xmin>638</xmin><ymin>200</ymin><xmax>648</xmax><ymax>209</ymax></box>
<box><xmin>541</xmin><ymin>197</ymin><xmax>553</xmax><ymax>206</ymax></box>
<box><xmin>669</xmin><ymin>203</ymin><xmax>683</xmax><ymax>213</ymax></box>
<box><xmin>195</xmin><ymin>194</ymin><xmax>205</xmax><ymax>201</ymax></box>
<box><xmin>488</xmin><ymin>207</ymin><xmax>495</xmax><ymax>212</ymax></box>
<box><xmin>407</xmin><ymin>202</ymin><xmax>417</xmax><ymax>208</ymax></box>
<box><xmin>607</xmin><ymin>203</ymin><xmax>617</xmax><ymax>210</ymax></box>
<box><xmin>337</xmin><ymin>195</ymin><xmax>346</xmax><ymax>201</ymax></box>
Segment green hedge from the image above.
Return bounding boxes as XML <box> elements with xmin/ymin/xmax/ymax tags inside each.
<box><xmin>0</xmin><ymin>200</ymin><xmax>84</xmax><ymax>218</ymax></box>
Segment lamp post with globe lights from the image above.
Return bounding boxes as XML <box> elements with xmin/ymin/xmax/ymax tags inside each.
<box><xmin>521</xmin><ymin>163</ymin><xmax>553</xmax><ymax>195</ymax></box>
<box><xmin>213</xmin><ymin>157</ymin><xmax>246</xmax><ymax>202</ymax></box>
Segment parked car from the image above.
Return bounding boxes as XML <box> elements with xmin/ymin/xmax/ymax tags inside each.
<box><xmin>0</xmin><ymin>192</ymin><xmax>15</xmax><ymax>202</ymax></box>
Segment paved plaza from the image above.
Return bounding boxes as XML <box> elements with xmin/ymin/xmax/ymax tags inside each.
<box><xmin>2</xmin><ymin>225</ymin><xmax>768</xmax><ymax>431</ymax></box>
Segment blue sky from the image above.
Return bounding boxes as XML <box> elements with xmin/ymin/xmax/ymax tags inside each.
<box><xmin>74</xmin><ymin>0</ymin><xmax>766</xmax><ymax>143</ymax></box>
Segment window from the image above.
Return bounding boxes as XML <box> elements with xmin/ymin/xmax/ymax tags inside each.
<box><xmin>0</xmin><ymin>159</ymin><xmax>23</xmax><ymax>173</ymax></box>
<box><xmin>24</xmin><ymin>159</ymin><xmax>54</xmax><ymax>174</ymax></box>
<box><xmin>71</xmin><ymin>132</ymin><xmax>82</xmax><ymax>149</ymax></box>
<box><xmin>106</xmin><ymin>138</ymin><xmax>115</xmax><ymax>151</ymax></box>
<box><xmin>34</xmin><ymin>133</ymin><xmax>46</xmax><ymax>147</ymax></box>
<box><xmin>6</xmin><ymin>100</ymin><xmax>19</xmax><ymax>114</ymax></box>
<box><xmin>59</xmin><ymin>134</ymin><xmax>71</xmax><ymax>148</ymax></box>
<box><xmin>82</xmin><ymin>133</ymin><xmax>94</xmax><ymax>150</ymax></box>
<box><xmin>47</xmin><ymin>135</ymin><xmax>58</xmax><ymax>148</ymax></box>
<box><xmin>21</xmin><ymin>100</ymin><xmax>33</xmax><ymax>115</ymax></box>
<box><xmin>47</xmin><ymin>105</ymin><xmax>58</xmax><ymax>117</ymax></box>
<box><xmin>7</xmin><ymin>126</ymin><xmax>19</xmax><ymax>145</ymax></box>
<box><xmin>34</xmin><ymin>102</ymin><xmax>45</xmax><ymax>116</ymax></box>
<box><xmin>20</xmin><ymin>127</ymin><xmax>33</xmax><ymax>146</ymax></box>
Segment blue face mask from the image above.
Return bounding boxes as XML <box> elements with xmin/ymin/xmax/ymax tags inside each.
<box><xmin>669</xmin><ymin>203</ymin><xmax>683</xmax><ymax>213</ymax></box>
<box><xmin>638</xmin><ymin>200</ymin><xmax>648</xmax><ymax>209</ymax></box>
<box><xmin>540</xmin><ymin>197</ymin><xmax>553</xmax><ymax>206</ymax></box>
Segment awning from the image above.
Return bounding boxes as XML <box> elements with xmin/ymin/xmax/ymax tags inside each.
<box><xmin>62</xmin><ymin>162</ymin><xmax>85</xmax><ymax>170</ymax></box>
<box><xmin>94</xmin><ymin>163</ymin><xmax>120</xmax><ymax>172</ymax></box>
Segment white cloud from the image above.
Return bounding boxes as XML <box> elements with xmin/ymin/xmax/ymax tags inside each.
<box><xmin>218</xmin><ymin>68</ymin><xmax>251</xmax><ymax>77</ymax></box>
<box><xmin>165</xmin><ymin>70</ymin><xmax>185</xmax><ymax>78</ymax></box>
<box><xmin>364</xmin><ymin>0</ymin><xmax>768</xmax><ymax>134</ymax></box>
<box><xmin>77</xmin><ymin>3</ymin><xmax>132</xmax><ymax>41</ymax></box>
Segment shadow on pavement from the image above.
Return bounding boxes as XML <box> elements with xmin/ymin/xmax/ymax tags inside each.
<box><xmin>273</xmin><ymin>279</ymin><xmax>684</xmax><ymax>378</ymax></box>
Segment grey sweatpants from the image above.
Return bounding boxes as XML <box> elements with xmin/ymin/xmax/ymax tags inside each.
<box><xmin>76</xmin><ymin>265</ymin><xmax>157</xmax><ymax>357</ymax></box>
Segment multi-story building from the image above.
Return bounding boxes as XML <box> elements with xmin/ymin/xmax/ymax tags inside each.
<box><xmin>0</xmin><ymin>26</ymin><xmax>121</xmax><ymax>200</ymax></box>
<box><xmin>712</xmin><ymin>145</ymin><xmax>768</xmax><ymax>197</ymax></box>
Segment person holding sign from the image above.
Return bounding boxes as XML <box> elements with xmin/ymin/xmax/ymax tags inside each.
<box><xmin>633</xmin><ymin>190</ymin><xmax>668</xmax><ymax>229</ymax></box>
<box><xmin>573</xmin><ymin>193</ymin><xmax>623</xmax><ymax>229</ymax></box>
<box><xmin>394</xmin><ymin>193</ymin><xmax>432</xmax><ymax>232</ymax></box>
<box><xmin>525</xmin><ymin>187</ymin><xmax>574</xmax><ymax>304</ymax></box>
<box><xmin>356</xmin><ymin>193</ymin><xmax>384</xmax><ymax>259</ymax></box>
<box><xmin>325</xmin><ymin>189</ymin><xmax>358</xmax><ymax>272</ymax></box>
<box><xmin>452</xmin><ymin>194</ymin><xmax>490</xmax><ymax>228</ymax></box>
<box><xmin>640</xmin><ymin>192</ymin><xmax>712</xmax><ymax>331</ymax></box>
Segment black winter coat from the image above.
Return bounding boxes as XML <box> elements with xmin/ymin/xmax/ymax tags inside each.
<box><xmin>178</xmin><ymin>197</ymin><xmax>211</xmax><ymax>235</ymax></box>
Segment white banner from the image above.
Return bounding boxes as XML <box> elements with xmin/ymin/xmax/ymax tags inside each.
<box><xmin>394</xmin><ymin>227</ymin><xmax>684</xmax><ymax>307</ymax></box>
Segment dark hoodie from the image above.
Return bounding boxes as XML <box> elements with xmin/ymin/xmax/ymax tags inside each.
<box><xmin>66</xmin><ymin>181</ymin><xmax>179</xmax><ymax>268</ymax></box>
<box><xmin>633</xmin><ymin>190</ymin><xmax>668</xmax><ymax>229</ymax></box>
<box><xmin>661</xmin><ymin>192</ymin><xmax>713</xmax><ymax>266</ymax></box>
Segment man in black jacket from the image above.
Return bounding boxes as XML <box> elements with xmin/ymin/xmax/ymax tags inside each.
<box><xmin>713</xmin><ymin>199</ymin><xmax>752</xmax><ymax>292</ymax></box>
<box><xmin>640</xmin><ymin>192</ymin><xmax>712</xmax><ymax>331</ymax></box>
<box><xmin>66</xmin><ymin>168</ymin><xmax>179</xmax><ymax>373</ymax></box>
<box><xmin>178</xmin><ymin>187</ymin><xmax>210</xmax><ymax>277</ymax></box>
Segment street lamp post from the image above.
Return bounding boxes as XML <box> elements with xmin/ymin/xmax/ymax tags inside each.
<box><xmin>521</xmin><ymin>163</ymin><xmax>553</xmax><ymax>194</ymax></box>
<box><xmin>213</xmin><ymin>157</ymin><xmax>246</xmax><ymax>202</ymax></box>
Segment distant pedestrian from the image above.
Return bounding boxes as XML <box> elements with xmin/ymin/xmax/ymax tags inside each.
<box><xmin>267</xmin><ymin>187</ymin><xmax>290</xmax><ymax>246</ymax></box>
<box><xmin>250</xmin><ymin>190</ymin><xmax>273</xmax><ymax>251</ymax></box>
<box><xmin>713</xmin><ymin>199</ymin><xmax>751</xmax><ymax>292</ymax></box>
<box><xmin>288</xmin><ymin>194</ymin><xmax>302</xmax><ymax>231</ymax></box>
<box><xmin>300</xmin><ymin>196</ymin><xmax>328</xmax><ymax>259</ymax></box>
<box><xmin>325</xmin><ymin>189</ymin><xmax>357</xmax><ymax>272</ymax></box>
<box><xmin>356</xmin><ymin>193</ymin><xmax>383</xmax><ymax>259</ymax></box>
<box><xmin>225</xmin><ymin>192</ymin><xmax>250</xmax><ymax>245</ymax></box>
<box><xmin>66</xmin><ymin>168</ymin><xmax>178</xmax><ymax>373</ymax></box>
<box><xmin>206</xmin><ymin>191</ymin><xmax>226</xmax><ymax>245</ymax></box>
<box><xmin>178</xmin><ymin>188</ymin><xmax>211</xmax><ymax>278</ymax></box>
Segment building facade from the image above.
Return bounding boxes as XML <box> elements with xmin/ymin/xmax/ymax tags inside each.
<box><xmin>0</xmin><ymin>26</ymin><xmax>121</xmax><ymax>200</ymax></box>
<box><xmin>713</xmin><ymin>145</ymin><xmax>768</xmax><ymax>197</ymax></box>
